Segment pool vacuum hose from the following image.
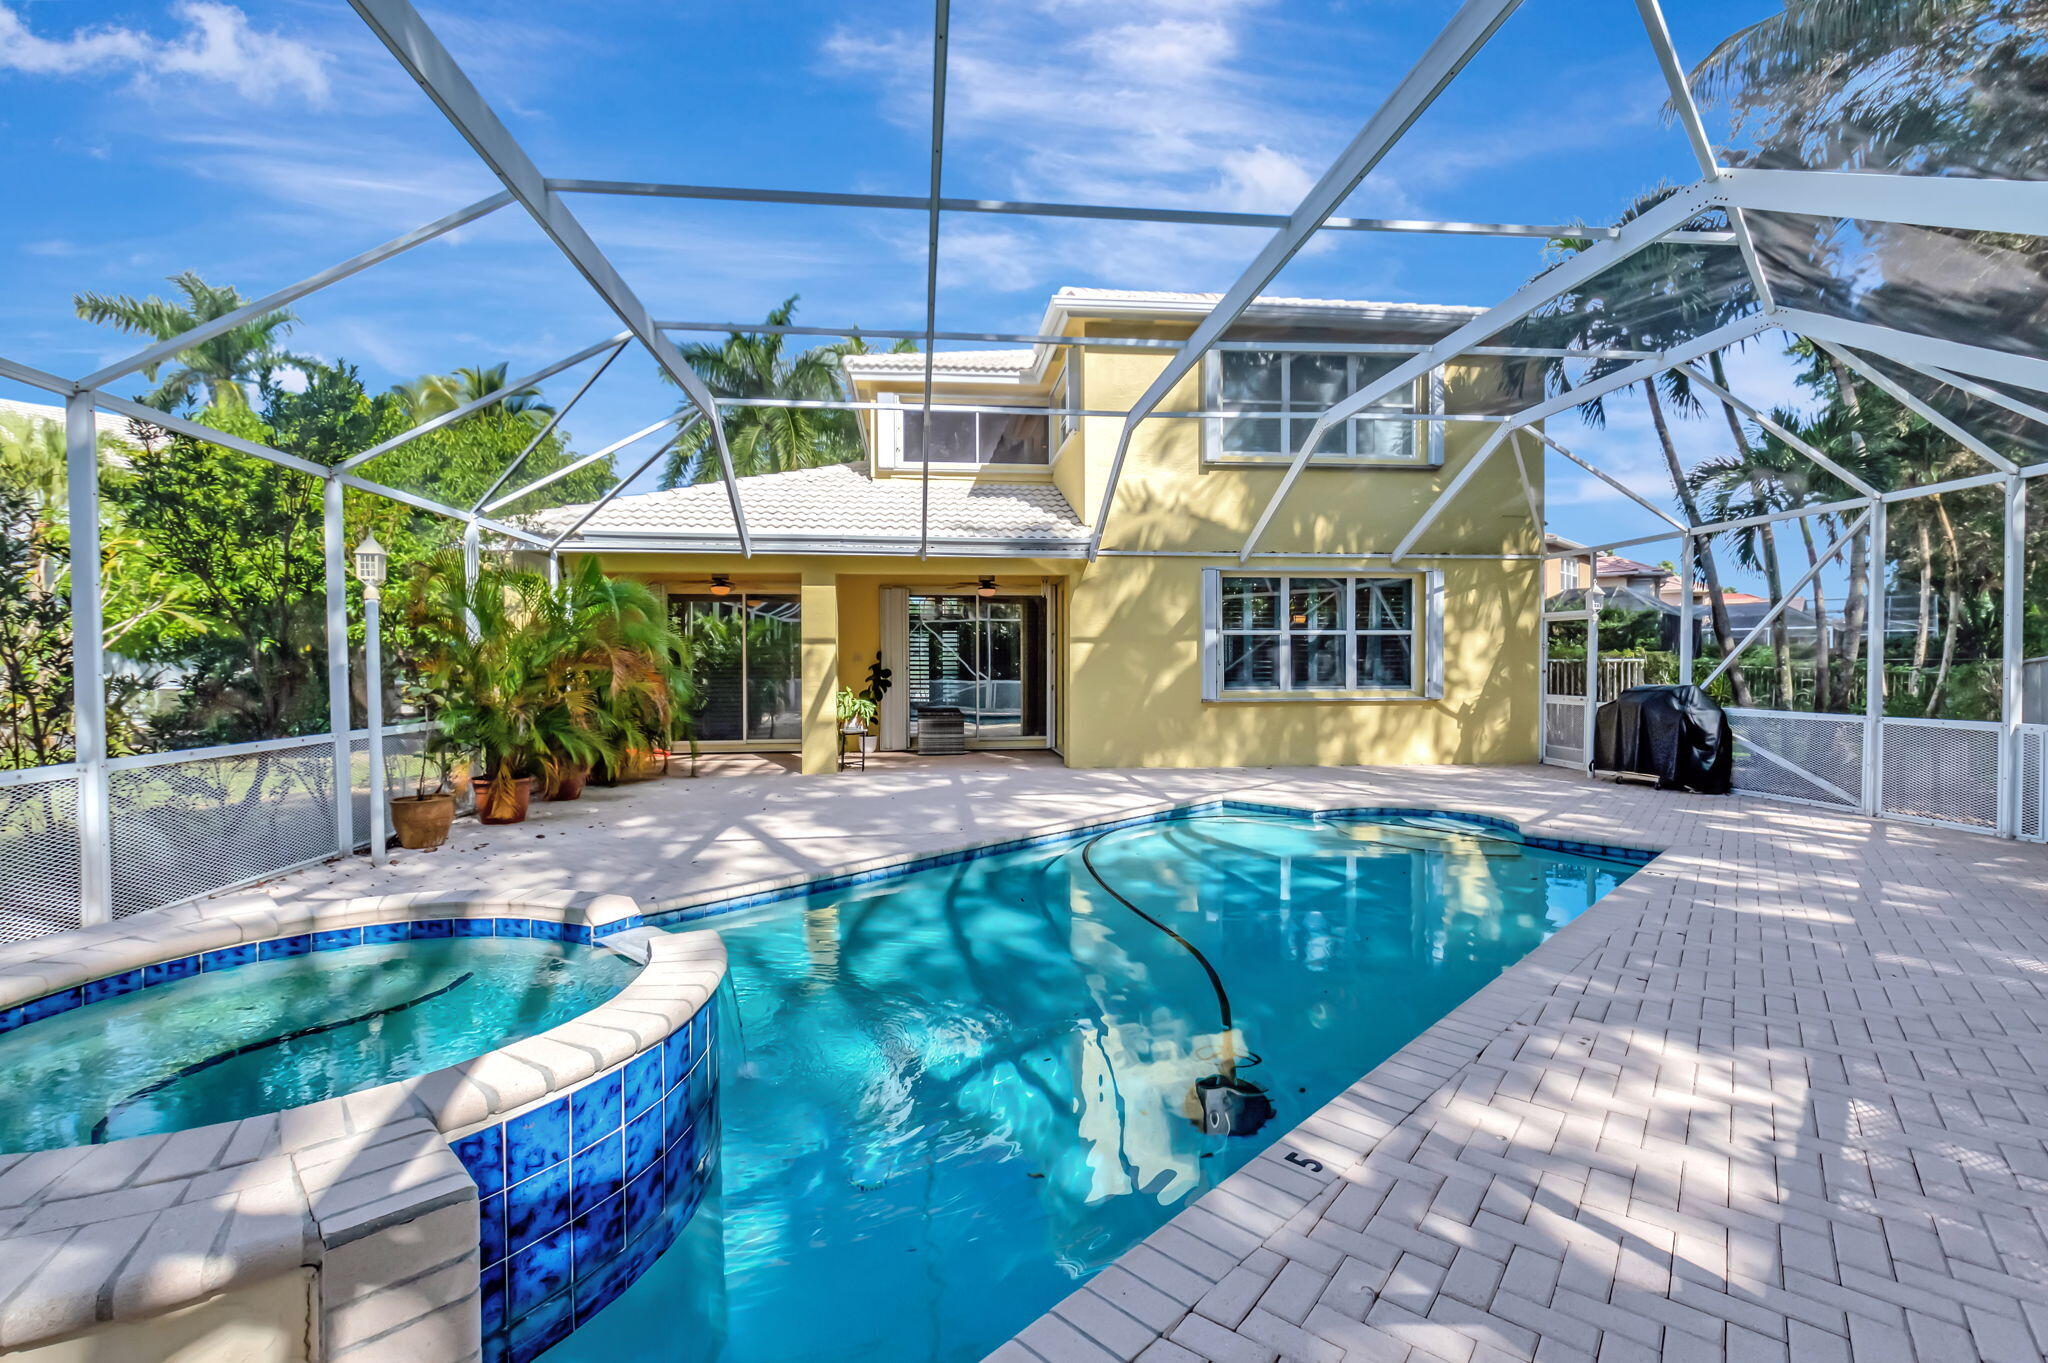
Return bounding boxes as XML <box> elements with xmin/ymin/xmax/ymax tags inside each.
<box><xmin>1077</xmin><ymin>832</ymin><xmax>1275</xmax><ymax>1138</ymax></box>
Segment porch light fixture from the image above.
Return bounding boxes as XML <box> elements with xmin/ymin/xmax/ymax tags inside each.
<box><xmin>351</xmin><ymin>534</ymin><xmax>388</xmax><ymax>589</ymax></box>
<box><xmin>710</xmin><ymin>574</ymin><xmax>732</xmax><ymax>597</ymax></box>
<box><xmin>976</xmin><ymin>577</ymin><xmax>997</xmax><ymax>598</ymax></box>
<box><xmin>352</xmin><ymin>534</ymin><xmax>390</xmax><ymax>868</ymax></box>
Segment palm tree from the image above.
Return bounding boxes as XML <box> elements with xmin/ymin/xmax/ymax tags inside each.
<box><xmin>395</xmin><ymin>363</ymin><xmax>555</xmax><ymax>427</ymax></box>
<box><xmin>1690</xmin><ymin>1</ymin><xmax>2037</xmax><ymax>180</ymax></box>
<box><xmin>659</xmin><ymin>296</ymin><xmax>914</xmax><ymax>487</ymax></box>
<box><xmin>74</xmin><ymin>272</ymin><xmax>308</xmax><ymax>412</ymax></box>
<box><xmin>1510</xmin><ymin>187</ymin><xmax>1760</xmax><ymax>702</ymax></box>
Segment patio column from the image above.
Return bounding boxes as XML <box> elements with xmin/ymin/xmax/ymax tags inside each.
<box><xmin>800</xmin><ymin>568</ymin><xmax>841</xmax><ymax>775</ymax></box>
<box><xmin>66</xmin><ymin>393</ymin><xmax>112</xmax><ymax>925</ymax></box>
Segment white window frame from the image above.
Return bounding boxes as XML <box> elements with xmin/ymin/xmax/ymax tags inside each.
<box><xmin>877</xmin><ymin>392</ymin><xmax>1052</xmax><ymax>469</ymax></box>
<box><xmin>1200</xmin><ymin>350</ymin><xmax>1445</xmax><ymax>468</ymax></box>
<box><xmin>1560</xmin><ymin>558</ymin><xmax>1583</xmax><ymax>590</ymax></box>
<box><xmin>1050</xmin><ymin>359</ymin><xmax>1081</xmax><ymax>448</ymax></box>
<box><xmin>1200</xmin><ymin>568</ymin><xmax>1446</xmax><ymax>702</ymax></box>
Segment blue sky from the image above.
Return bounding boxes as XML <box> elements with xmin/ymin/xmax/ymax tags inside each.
<box><xmin>0</xmin><ymin>0</ymin><xmax>1814</xmax><ymax>570</ymax></box>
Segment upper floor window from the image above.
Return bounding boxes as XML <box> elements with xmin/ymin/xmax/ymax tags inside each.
<box><xmin>1559</xmin><ymin>558</ymin><xmax>1584</xmax><ymax>590</ymax></box>
<box><xmin>1203</xmin><ymin>351</ymin><xmax>1442</xmax><ymax>465</ymax></box>
<box><xmin>1050</xmin><ymin>362</ymin><xmax>1080</xmax><ymax>447</ymax></box>
<box><xmin>879</xmin><ymin>397</ymin><xmax>1050</xmax><ymax>468</ymax></box>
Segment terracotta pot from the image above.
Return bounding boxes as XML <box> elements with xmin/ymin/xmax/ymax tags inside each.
<box><xmin>389</xmin><ymin>792</ymin><xmax>455</xmax><ymax>850</ymax></box>
<box><xmin>477</xmin><ymin>775</ymin><xmax>534</xmax><ymax>825</ymax></box>
<box><xmin>542</xmin><ymin>764</ymin><xmax>588</xmax><ymax>802</ymax></box>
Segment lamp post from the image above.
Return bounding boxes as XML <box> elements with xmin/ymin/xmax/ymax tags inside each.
<box><xmin>353</xmin><ymin>534</ymin><xmax>390</xmax><ymax>866</ymax></box>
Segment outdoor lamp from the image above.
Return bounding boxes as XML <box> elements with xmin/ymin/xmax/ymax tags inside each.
<box><xmin>977</xmin><ymin>577</ymin><xmax>997</xmax><ymax>598</ymax></box>
<box><xmin>352</xmin><ymin>534</ymin><xmax>389</xmax><ymax>590</ymax></box>
<box><xmin>1585</xmin><ymin>584</ymin><xmax>1607</xmax><ymax>612</ymax></box>
<box><xmin>354</xmin><ymin>533</ymin><xmax>390</xmax><ymax>867</ymax></box>
<box><xmin>709</xmin><ymin>574</ymin><xmax>732</xmax><ymax>597</ymax></box>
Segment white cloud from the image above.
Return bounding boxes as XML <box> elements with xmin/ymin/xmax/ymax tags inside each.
<box><xmin>0</xmin><ymin>3</ymin><xmax>330</xmax><ymax>104</ymax></box>
<box><xmin>824</xmin><ymin>0</ymin><xmax>1343</xmax><ymax>290</ymax></box>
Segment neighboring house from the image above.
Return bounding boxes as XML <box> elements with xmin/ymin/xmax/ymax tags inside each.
<box><xmin>538</xmin><ymin>286</ymin><xmax>1542</xmax><ymax>773</ymax></box>
<box><xmin>1542</xmin><ymin>535</ymin><xmax>1672</xmax><ymax>601</ymax></box>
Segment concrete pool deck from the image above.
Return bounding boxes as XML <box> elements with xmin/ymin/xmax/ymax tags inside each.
<box><xmin>244</xmin><ymin>758</ymin><xmax>2048</xmax><ymax>1360</ymax></box>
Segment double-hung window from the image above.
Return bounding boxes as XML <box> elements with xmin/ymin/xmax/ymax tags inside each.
<box><xmin>1202</xmin><ymin>571</ymin><xmax>1443</xmax><ymax>699</ymax></box>
<box><xmin>1203</xmin><ymin>350</ymin><xmax>1442</xmax><ymax>465</ymax></box>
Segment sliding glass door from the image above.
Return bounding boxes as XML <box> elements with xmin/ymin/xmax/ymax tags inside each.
<box><xmin>907</xmin><ymin>594</ymin><xmax>1048</xmax><ymax>743</ymax></box>
<box><xmin>669</xmin><ymin>595</ymin><xmax>801</xmax><ymax>743</ymax></box>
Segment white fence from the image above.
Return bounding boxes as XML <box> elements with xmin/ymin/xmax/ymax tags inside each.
<box><xmin>0</xmin><ymin>722</ymin><xmax>435</xmax><ymax>944</ymax></box>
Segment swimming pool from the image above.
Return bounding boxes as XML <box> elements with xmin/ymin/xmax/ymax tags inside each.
<box><xmin>548</xmin><ymin>807</ymin><xmax>1642</xmax><ymax>1363</ymax></box>
<box><xmin>0</xmin><ymin>935</ymin><xmax>641</xmax><ymax>1152</ymax></box>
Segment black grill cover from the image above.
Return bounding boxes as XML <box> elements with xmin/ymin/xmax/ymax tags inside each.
<box><xmin>1592</xmin><ymin>684</ymin><xmax>1733</xmax><ymax>794</ymax></box>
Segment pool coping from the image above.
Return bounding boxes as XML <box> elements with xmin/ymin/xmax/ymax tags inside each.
<box><xmin>0</xmin><ymin>891</ymin><xmax>725</xmax><ymax>1358</ymax></box>
<box><xmin>641</xmin><ymin>796</ymin><xmax>1655</xmax><ymax>929</ymax></box>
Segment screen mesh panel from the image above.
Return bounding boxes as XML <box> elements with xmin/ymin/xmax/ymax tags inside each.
<box><xmin>109</xmin><ymin>743</ymin><xmax>338</xmax><ymax>918</ymax></box>
<box><xmin>1881</xmin><ymin>720</ymin><xmax>2002</xmax><ymax>829</ymax></box>
<box><xmin>0</xmin><ymin>774</ymin><xmax>82</xmax><ymax>943</ymax></box>
<box><xmin>1727</xmin><ymin>708</ymin><xmax>1864</xmax><ymax>810</ymax></box>
<box><xmin>2020</xmin><ymin>726</ymin><xmax>2046</xmax><ymax>843</ymax></box>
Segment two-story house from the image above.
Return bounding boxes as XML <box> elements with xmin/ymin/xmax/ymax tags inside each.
<box><xmin>537</xmin><ymin>286</ymin><xmax>1542</xmax><ymax>773</ymax></box>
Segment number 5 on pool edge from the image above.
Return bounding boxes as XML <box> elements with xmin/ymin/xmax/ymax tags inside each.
<box><xmin>1283</xmin><ymin>1150</ymin><xmax>1325</xmax><ymax>1174</ymax></box>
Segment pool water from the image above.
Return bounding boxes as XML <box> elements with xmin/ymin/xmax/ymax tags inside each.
<box><xmin>0</xmin><ymin>937</ymin><xmax>641</xmax><ymax>1152</ymax></box>
<box><xmin>551</xmin><ymin>811</ymin><xmax>1638</xmax><ymax>1363</ymax></box>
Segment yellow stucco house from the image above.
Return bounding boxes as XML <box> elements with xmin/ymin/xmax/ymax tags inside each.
<box><xmin>542</xmin><ymin>287</ymin><xmax>1542</xmax><ymax>774</ymax></box>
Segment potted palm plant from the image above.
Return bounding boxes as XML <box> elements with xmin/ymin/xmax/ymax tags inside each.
<box><xmin>407</xmin><ymin>556</ymin><xmax>613</xmax><ymax>826</ymax></box>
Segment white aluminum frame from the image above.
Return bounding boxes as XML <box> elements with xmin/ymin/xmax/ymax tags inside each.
<box><xmin>6</xmin><ymin>0</ymin><xmax>2048</xmax><ymax>940</ymax></box>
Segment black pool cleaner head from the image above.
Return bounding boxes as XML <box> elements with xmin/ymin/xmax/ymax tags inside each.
<box><xmin>1194</xmin><ymin>1073</ymin><xmax>1275</xmax><ymax>1138</ymax></box>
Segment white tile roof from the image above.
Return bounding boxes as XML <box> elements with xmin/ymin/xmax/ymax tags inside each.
<box><xmin>840</xmin><ymin>349</ymin><xmax>1034</xmax><ymax>374</ymax></box>
<box><xmin>532</xmin><ymin>462</ymin><xmax>1088</xmax><ymax>551</ymax></box>
<box><xmin>1052</xmin><ymin>285</ymin><xmax>1486</xmax><ymax>317</ymax></box>
<box><xmin>0</xmin><ymin>397</ymin><xmax>138</xmax><ymax>443</ymax></box>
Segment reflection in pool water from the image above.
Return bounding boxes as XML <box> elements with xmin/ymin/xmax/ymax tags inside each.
<box><xmin>551</xmin><ymin>811</ymin><xmax>1637</xmax><ymax>1363</ymax></box>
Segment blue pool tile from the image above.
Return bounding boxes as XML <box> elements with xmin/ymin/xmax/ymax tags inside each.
<box><xmin>22</xmin><ymin>988</ymin><xmax>81</xmax><ymax>1022</ymax></box>
<box><xmin>363</xmin><ymin>922</ymin><xmax>408</xmax><ymax>944</ymax></box>
<box><xmin>496</xmin><ymin>918</ymin><xmax>535</xmax><ymax>938</ymax></box>
<box><xmin>623</xmin><ymin>1164</ymin><xmax>664</xmax><ymax>1239</ymax></box>
<box><xmin>570</xmin><ymin>1190</ymin><xmax>624</xmax><ymax>1269</ymax></box>
<box><xmin>623</xmin><ymin>1105</ymin><xmax>662</xmax><ymax>1180</ymax></box>
<box><xmin>258</xmin><ymin>934</ymin><xmax>311</xmax><ymax>960</ymax></box>
<box><xmin>663</xmin><ymin>1088</ymin><xmax>692</xmax><ymax>1149</ymax></box>
<box><xmin>143</xmin><ymin>955</ymin><xmax>199</xmax><ymax>987</ymax></box>
<box><xmin>509</xmin><ymin>1286</ymin><xmax>574</xmax><ymax>1363</ymax></box>
<box><xmin>507</xmin><ymin>1096</ymin><xmax>570</xmax><ymax>1182</ymax></box>
<box><xmin>570</xmin><ymin>1071</ymin><xmax>621</xmax><ymax>1152</ymax></box>
<box><xmin>200</xmin><ymin>944</ymin><xmax>257</xmax><ymax>972</ymax></box>
<box><xmin>574</xmin><ymin>1250</ymin><xmax>636</xmax><ymax>1327</ymax></box>
<box><xmin>409</xmin><ymin>918</ymin><xmax>455</xmax><ymax>939</ymax></box>
<box><xmin>479</xmin><ymin>1191</ymin><xmax>507</xmax><ymax>1267</ymax></box>
<box><xmin>623</xmin><ymin>1049</ymin><xmax>662</xmax><ymax>1119</ymax></box>
<box><xmin>0</xmin><ymin>1005</ymin><xmax>24</xmax><ymax>1035</ymax></box>
<box><xmin>83</xmin><ymin>970</ymin><xmax>144</xmax><ymax>1003</ymax></box>
<box><xmin>573</xmin><ymin>1133</ymin><xmax>621</xmax><ymax>1215</ymax></box>
<box><xmin>508</xmin><ymin>1225</ymin><xmax>573</xmax><ymax>1314</ymax></box>
<box><xmin>310</xmin><ymin>928</ymin><xmax>360</xmax><ymax>952</ymax></box>
<box><xmin>480</xmin><ymin>1261</ymin><xmax>507</xmax><ymax>1337</ymax></box>
<box><xmin>661</xmin><ymin>1025</ymin><xmax>691</xmax><ymax>1091</ymax></box>
<box><xmin>506</xmin><ymin>1160</ymin><xmax>571</xmax><ymax>1251</ymax></box>
<box><xmin>453</xmin><ymin>1125</ymin><xmax>505</xmax><ymax>1197</ymax></box>
<box><xmin>451</xmin><ymin>918</ymin><xmax>495</xmax><ymax>937</ymax></box>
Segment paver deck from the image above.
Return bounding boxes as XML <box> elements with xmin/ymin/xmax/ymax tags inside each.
<box><xmin>250</xmin><ymin>758</ymin><xmax>2048</xmax><ymax>1362</ymax></box>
